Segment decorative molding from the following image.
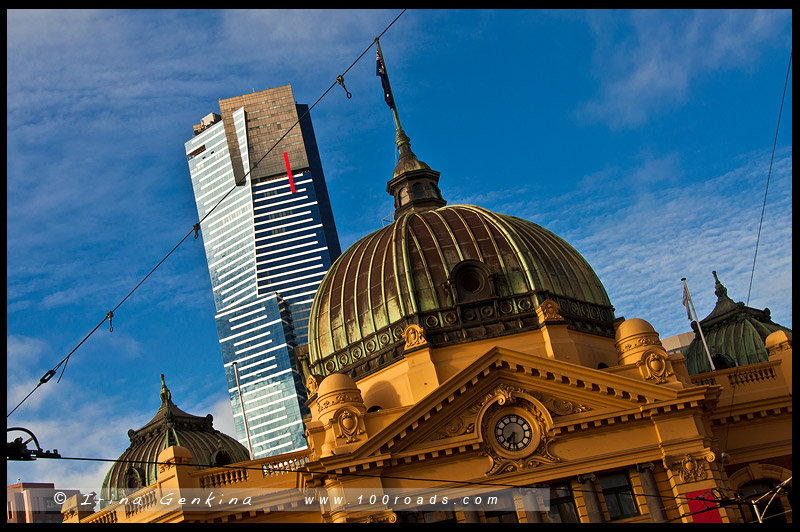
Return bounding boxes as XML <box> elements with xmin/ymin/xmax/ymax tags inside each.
<box><xmin>401</xmin><ymin>324</ymin><xmax>428</xmax><ymax>350</ymax></box>
<box><xmin>317</xmin><ymin>392</ymin><xmax>363</xmax><ymax>413</ymax></box>
<box><xmin>310</xmin><ymin>291</ymin><xmax>617</xmax><ymax>381</ymax></box>
<box><xmin>617</xmin><ymin>335</ymin><xmax>663</xmax><ymax>357</ymax></box>
<box><xmin>333</xmin><ymin>407</ymin><xmax>365</xmax><ymax>444</ymax></box>
<box><xmin>637</xmin><ymin>351</ymin><xmax>673</xmax><ymax>384</ymax></box>
<box><xmin>363</xmin><ymin>511</ymin><xmax>398</xmax><ymax>523</ymax></box>
<box><xmin>529</xmin><ymin>391</ymin><xmax>590</xmax><ymax>416</ymax></box>
<box><xmin>158</xmin><ymin>455</ymin><xmax>193</xmax><ymax>473</ymax></box>
<box><xmin>536</xmin><ymin>299</ymin><xmax>564</xmax><ymax>323</ymax></box>
<box><xmin>427</xmin><ymin>385</ymin><xmax>589</xmax><ymax>443</ymax></box>
<box><xmin>636</xmin><ymin>461</ymin><xmax>655</xmax><ymax>473</ymax></box>
<box><xmin>306</xmin><ymin>374</ymin><xmax>323</xmax><ymax>396</ymax></box>
<box><xmin>664</xmin><ymin>450</ymin><xmax>716</xmax><ymax>483</ymax></box>
<box><xmin>481</xmin><ymin>399</ymin><xmax>559</xmax><ymax>476</ymax></box>
<box><xmin>766</xmin><ymin>339</ymin><xmax>791</xmax><ymax>356</ymax></box>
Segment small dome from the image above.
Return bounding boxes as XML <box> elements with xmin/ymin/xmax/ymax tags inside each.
<box><xmin>615</xmin><ymin>318</ymin><xmax>657</xmax><ymax>342</ymax></box>
<box><xmin>100</xmin><ymin>375</ymin><xmax>249</xmax><ymax>506</ymax></box>
<box><xmin>765</xmin><ymin>329</ymin><xmax>792</xmax><ymax>350</ymax></box>
<box><xmin>685</xmin><ymin>272</ymin><xmax>792</xmax><ymax>374</ymax></box>
<box><xmin>317</xmin><ymin>372</ymin><xmax>360</xmax><ymax>397</ymax></box>
<box><xmin>614</xmin><ymin>318</ymin><xmax>663</xmax><ymax>366</ymax></box>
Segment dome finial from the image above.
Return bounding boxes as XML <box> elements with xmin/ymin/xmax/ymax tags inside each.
<box><xmin>159</xmin><ymin>374</ymin><xmax>173</xmax><ymax>407</ymax></box>
<box><xmin>376</xmin><ymin>38</ymin><xmax>446</xmax><ymax>219</ymax></box>
<box><xmin>712</xmin><ymin>270</ymin><xmax>734</xmax><ymax>304</ymax></box>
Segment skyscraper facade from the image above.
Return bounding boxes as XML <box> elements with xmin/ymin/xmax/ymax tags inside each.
<box><xmin>184</xmin><ymin>85</ymin><xmax>341</xmax><ymax>459</ymax></box>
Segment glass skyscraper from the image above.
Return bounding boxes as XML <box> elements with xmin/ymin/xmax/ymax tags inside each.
<box><xmin>185</xmin><ymin>85</ymin><xmax>341</xmax><ymax>458</ymax></box>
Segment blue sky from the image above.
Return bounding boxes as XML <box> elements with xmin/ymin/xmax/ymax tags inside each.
<box><xmin>7</xmin><ymin>9</ymin><xmax>792</xmax><ymax>494</ymax></box>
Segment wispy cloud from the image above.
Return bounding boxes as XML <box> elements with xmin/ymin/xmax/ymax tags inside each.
<box><xmin>576</xmin><ymin>9</ymin><xmax>791</xmax><ymax>129</ymax></box>
<box><xmin>560</xmin><ymin>150</ymin><xmax>792</xmax><ymax>338</ymax></box>
<box><xmin>467</xmin><ymin>148</ymin><xmax>792</xmax><ymax>339</ymax></box>
<box><xmin>6</xmin><ymin>342</ymin><xmax>235</xmax><ymax>491</ymax></box>
<box><xmin>7</xmin><ymin>332</ymin><xmax>152</xmax><ymax>490</ymax></box>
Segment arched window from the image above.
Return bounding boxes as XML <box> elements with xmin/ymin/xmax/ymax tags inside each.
<box><xmin>123</xmin><ymin>466</ymin><xmax>144</xmax><ymax>491</ymax></box>
<box><xmin>212</xmin><ymin>450</ymin><xmax>232</xmax><ymax>468</ymax></box>
<box><xmin>729</xmin><ymin>464</ymin><xmax>793</xmax><ymax>524</ymax></box>
<box><xmin>450</xmin><ymin>260</ymin><xmax>493</xmax><ymax>303</ymax></box>
<box><xmin>711</xmin><ymin>352</ymin><xmax>735</xmax><ymax>370</ymax></box>
<box><xmin>739</xmin><ymin>480</ymin><xmax>791</xmax><ymax>523</ymax></box>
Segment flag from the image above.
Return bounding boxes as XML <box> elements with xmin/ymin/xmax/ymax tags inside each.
<box><xmin>376</xmin><ymin>50</ymin><xmax>395</xmax><ymax>110</ymax></box>
<box><xmin>682</xmin><ymin>283</ymin><xmax>692</xmax><ymax>320</ymax></box>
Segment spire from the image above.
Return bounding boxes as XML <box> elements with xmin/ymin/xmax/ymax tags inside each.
<box><xmin>376</xmin><ymin>38</ymin><xmax>446</xmax><ymax>219</ymax></box>
<box><xmin>712</xmin><ymin>270</ymin><xmax>734</xmax><ymax>304</ymax></box>
<box><xmin>703</xmin><ymin>270</ymin><xmax>740</xmax><ymax>322</ymax></box>
<box><xmin>159</xmin><ymin>374</ymin><xmax>173</xmax><ymax>408</ymax></box>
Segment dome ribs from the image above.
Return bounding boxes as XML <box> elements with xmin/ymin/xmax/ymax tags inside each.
<box><xmin>307</xmin><ymin>204</ymin><xmax>616</xmax><ymax>378</ymax></box>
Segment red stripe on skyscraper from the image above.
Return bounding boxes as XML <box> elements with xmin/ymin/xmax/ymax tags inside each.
<box><xmin>283</xmin><ymin>152</ymin><xmax>296</xmax><ymax>193</ymax></box>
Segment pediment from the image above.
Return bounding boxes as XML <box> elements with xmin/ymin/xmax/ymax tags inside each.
<box><xmin>342</xmin><ymin>345</ymin><xmax>705</xmax><ymax>469</ymax></box>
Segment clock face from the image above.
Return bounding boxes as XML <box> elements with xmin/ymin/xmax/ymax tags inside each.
<box><xmin>494</xmin><ymin>414</ymin><xmax>533</xmax><ymax>451</ymax></box>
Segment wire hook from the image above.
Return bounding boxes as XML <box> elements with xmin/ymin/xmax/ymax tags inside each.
<box><xmin>336</xmin><ymin>75</ymin><xmax>352</xmax><ymax>99</ymax></box>
<box><xmin>193</xmin><ymin>223</ymin><xmax>201</xmax><ymax>239</ymax></box>
<box><xmin>106</xmin><ymin>311</ymin><xmax>114</xmax><ymax>333</ymax></box>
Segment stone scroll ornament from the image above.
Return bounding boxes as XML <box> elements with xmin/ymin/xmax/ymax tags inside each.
<box><xmin>305</xmin><ymin>374</ymin><xmax>323</xmax><ymax>396</ymax></box>
<box><xmin>401</xmin><ymin>324</ymin><xmax>428</xmax><ymax>350</ymax></box>
<box><xmin>333</xmin><ymin>407</ymin><xmax>365</xmax><ymax>443</ymax></box>
<box><xmin>665</xmin><ymin>450</ymin><xmax>716</xmax><ymax>483</ymax></box>
<box><xmin>637</xmin><ymin>350</ymin><xmax>674</xmax><ymax>384</ymax></box>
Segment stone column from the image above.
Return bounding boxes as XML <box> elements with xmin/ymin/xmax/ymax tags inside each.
<box><xmin>517</xmin><ymin>487</ymin><xmax>543</xmax><ymax>523</ymax></box>
<box><xmin>578</xmin><ymin>473</ymin><xmax>604</xmax><ymax>523</ymax></box>
<box><xmin>637</xmin><ymin>462</ymin><xmax>667</xmax><ymax>522</ymax></box>
<box><xmin>459</xmin><ymin>505</ymin><xmax>480</xmax><ymax>523</ymax></box>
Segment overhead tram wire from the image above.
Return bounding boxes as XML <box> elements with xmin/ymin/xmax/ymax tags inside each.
<box><xmin>715</xmin><ymin>49</ymin><xmax>792</xmax><ymax>460</ymax></box>
<box><xmin>6</xmin><ymin>9</ymin><xmax>408</xmax><ymax>420</ymax></box>
<box><xmin>745</xmin><ymin>50</ymin><xmax>792</xmax><ymax>307</ymax></box>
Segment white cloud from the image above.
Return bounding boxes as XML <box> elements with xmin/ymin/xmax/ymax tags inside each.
<box><xmin>433</xmin><ymin>145</ymin><xmax>792</xmax><ymax>341</ymax></box>
<box><xmin>576</xmin><ymin>9</ymin><xmax>791</xmax><ymax>129</ymax></box>
<box><xmin>6</xmin><ymin>410</ymin><xmax>152</xmax><ymax>494</ymax></box>
<box><xmin>199</xmin><ymin>394</ymin><xmax>238</xmax><ymax>438</ymax></box>
<box><xmin>562</xmin><ymin>150</ymin><xmax>792</xmax><ymax>338</ymax></box>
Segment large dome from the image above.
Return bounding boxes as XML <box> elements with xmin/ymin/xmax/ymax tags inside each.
<box><xmin>100</xmin><ymin>375</ymin><xmax>249</xmax><ymax>506</ymax></box>
<box><xmin>305</xmin><ymin>127</ymin><xmax>615</xmax><ymax>381</ymax></box>
<box><xmin>307</xmin><ymin>203</ymin><xmax>614</xmax><ymax>381</ymax></box>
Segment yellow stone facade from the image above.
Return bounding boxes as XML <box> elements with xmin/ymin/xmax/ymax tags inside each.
<box><xmin>64</xmin><ymin>80</ymin><xmax>792</xmax><ymax>524</ymax></box>
<box><xmin>64</xmin><ymin>304</ymin><xmax>792</xmax><ymax>524</ymax></box>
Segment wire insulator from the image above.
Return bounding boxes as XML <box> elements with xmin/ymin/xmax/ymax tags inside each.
<box><xmin>336</xmin><ymin>75</ymin><xmax>352</xmax><ymax>99</ymax></box>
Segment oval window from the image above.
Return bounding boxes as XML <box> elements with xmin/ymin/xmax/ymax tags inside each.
<box><xmin>458</xmin><ymin>269</ymin><xmax>483</xmax><ymax>292</ymax></box>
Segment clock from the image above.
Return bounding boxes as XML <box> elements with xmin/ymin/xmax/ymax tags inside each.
<box><xmin>494</xmin><ymin>414</ymin><xmax>533</xmax><ymax>451</ymax></box>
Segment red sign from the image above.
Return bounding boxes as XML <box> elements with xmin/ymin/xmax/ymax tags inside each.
<box><xmin>686</xmin><ymin>489</ymin><xmax>723</xmax><ymax>523</ymax></box>
<box><xmin>283</xmin><ymin>152</ymin><xmax>296</xmax><ymax>193</ymax></box>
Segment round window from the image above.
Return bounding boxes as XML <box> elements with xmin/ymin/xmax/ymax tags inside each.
<box><xmin>458</xmin><ymin>269</ymin><xmax>483</xmax><ymax>292</ymax></box>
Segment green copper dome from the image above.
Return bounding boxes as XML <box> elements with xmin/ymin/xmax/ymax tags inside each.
<box><xmin>100</xmin><ymin>375</ymin><xmax>250</xmax><ymax>506</ymax></box>
<box><xmin>303</xmin><ymin>128</ymin><xmax>614</xmax><ymax>381</ymax></box>
<box><xmin>685</xmin><ymin>271</ymin><xmax>792</xmax><ymax>375</ymax></box>
<box><xmin>306</xmin><ymin>203</ymin><xmax>615</xmax><ymax>381</ymax></box>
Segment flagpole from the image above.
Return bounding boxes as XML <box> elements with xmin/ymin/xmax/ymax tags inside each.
<box><xmin>375</xmin><ymin>38</ymin><xmax>406</xmax><ymax>144</ymax></box>
<box><xmin>232</xmin><ymin>361</ymin><xmax>255</xmax><ymax>460</ymax></box>
<box><xmin>682</xmin><ymin>278</ymin><xmax>716</xmax><ymax>372</ymax></box>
